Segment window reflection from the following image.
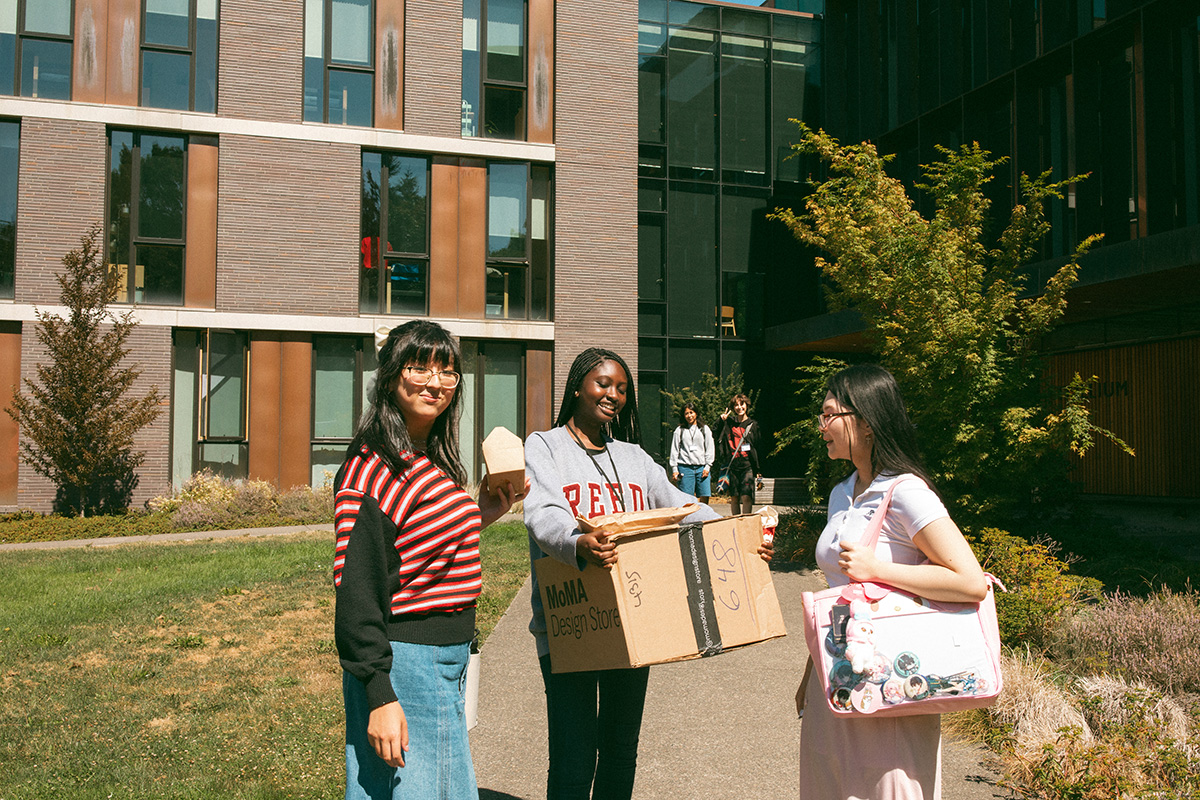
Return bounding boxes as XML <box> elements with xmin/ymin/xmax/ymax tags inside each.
<box><xmin>107</xmin><ymin>130</ymin><xmax>187</xmax><ymax>306</ymax></box>
<box><xmin>23</xmin><ymin>0</ymin><xmax>71</xmax><ymax>35</ymax></box>
<box><xmin>305</xmin><ymin>0</ymin><xmax>374</xmax><ymax>126</ymax></box>
<box><xmin>0</xmin><ymin>120</ymin><xmax>16</xmax><ymax>300</ymax></box>
<box><xmin>140</xmin><ymin>0</ymin><xmax>218</xmax><ymax>112</ymax></box>
<box><xmin>360</xmin><ymin>151</ymin><xmax>430</xmax><ymax>315</ymax></box>
<box><xmin>485</xmin><ymin>161</ymin><xmax>551</xmax><ymax>320</ymax></box>
<box><xmin>19</xmin><ymin>39</ymin><xmax>70</xmax><ymax>99</ymax></box>
<box><xmin>462</xmin><ymin>0</ymin><xmax>528</xmax><ymax>140</ymax></box>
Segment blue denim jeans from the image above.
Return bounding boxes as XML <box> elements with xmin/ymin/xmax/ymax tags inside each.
<box><xmin>344</xmin><ymin>641</ymin><xmax>477</xmax><ymax>800</ymax></box>
<box><xmin>677</xmin><ymin>463</ymin><xmax>711</xmax><ymax>498</ymax></box>
<box><xmin>539</xmin><ymin>654</ymin><xmax>651</xmax><ymax>800</ymax></box>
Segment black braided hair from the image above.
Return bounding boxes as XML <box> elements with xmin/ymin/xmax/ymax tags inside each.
<box><xmin>555</xmin><ymin>348</ymin><xmax>642</xmax><ymax>445</ymax></box>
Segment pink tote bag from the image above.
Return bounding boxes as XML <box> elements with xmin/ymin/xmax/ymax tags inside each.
<box><xmin>801</xmin><ymin>480</ymin><xmax>1004</xmax><ymax>717</ymax></box>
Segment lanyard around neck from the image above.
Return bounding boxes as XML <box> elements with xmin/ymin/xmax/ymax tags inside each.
<box><xmin>567</xmin><ymin>423</ymin><xmax>627</xmax><ymax>512</ymax></box>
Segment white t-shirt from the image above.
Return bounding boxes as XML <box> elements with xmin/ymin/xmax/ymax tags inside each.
<box><xmin>815</xmin><ymin>471</ymin><xmax>949</xmax><ymax>588</ymax></box>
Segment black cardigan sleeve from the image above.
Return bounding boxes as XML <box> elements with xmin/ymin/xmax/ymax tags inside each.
<box><xmin>334</xmin><ymin>494</ymin><xmax>402</xmax><ymax>710</ymax></box>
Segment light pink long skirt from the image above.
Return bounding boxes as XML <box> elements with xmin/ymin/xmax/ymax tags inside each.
<box><xmin>798</xmin><ymin>674</ymin><xmax>942</xmax><ymax>800</ymax></box>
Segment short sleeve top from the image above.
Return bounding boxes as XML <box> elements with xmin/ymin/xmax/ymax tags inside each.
<box><xmin>815</xmin><ymin>472</ymin><xmax>949</xmax><ymax>588</ymax></box>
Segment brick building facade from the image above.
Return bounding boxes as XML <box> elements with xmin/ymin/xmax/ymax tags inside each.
<box><xmin>0</xmin><ymin>0</ymin><xmax>637</xmax><ymax>511</ymax></box>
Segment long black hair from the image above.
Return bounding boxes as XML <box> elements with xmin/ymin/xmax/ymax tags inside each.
<box><xmin>555</xmin><ymin>348</ymin><xmax>641</xmax><ymax>445</ymax></box>
<box><xmin>349</xmin><ymin>320</ymin><xmax>467</xmax><ymax>486</ymax></box>
<box><xmin>676</xmin><ymin>401</ymin><xmax>704</xmax><ymax>429</ymax></box>
<box><xmin>826</xmin><ymin>364</ymin><xmax>936</xmax><ymax>490</ymax></box>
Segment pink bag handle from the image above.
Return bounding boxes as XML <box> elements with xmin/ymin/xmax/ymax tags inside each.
<box><xmin>838</xmin><ymin>477</ymin><xmax>913</xmax><ymax>603</ymax></box>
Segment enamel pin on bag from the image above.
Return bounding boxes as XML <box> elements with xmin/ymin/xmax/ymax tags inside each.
<box><xmin>801</xmin><ymin>479</ymin><xmax>1005</xmax><ymax>717</ymax></box>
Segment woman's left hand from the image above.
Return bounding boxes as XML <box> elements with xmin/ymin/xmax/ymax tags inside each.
<box><xmin>478</xmin><ymin>477</ymin><xmax>531</xmax><ymax>529</ymax></box>
<box><xmin>701</xmin><ymin>467</ymin><xmax>710</xmax><ymax>478</ymax></box>
<box><xmin>837</xmin><ymin>539</ymin><xmax>881</xmax><ymax>581</ymax></box>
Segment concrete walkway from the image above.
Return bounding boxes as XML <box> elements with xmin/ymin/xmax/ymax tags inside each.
<box><xmin>0</xmin><ymin>522</ymin><xmax>336</xmax><ymax>551</ymax></box>
<box><xmin>469</xmin><ymin>567</ymin><xmax>1014</xmax><ymax>800</ymax></box>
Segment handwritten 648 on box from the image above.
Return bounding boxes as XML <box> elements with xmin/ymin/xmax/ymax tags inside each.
<box><xmin>535</xmin><ymin>508</ymin><xmax>787</xmax><ymax>673</ymax></box>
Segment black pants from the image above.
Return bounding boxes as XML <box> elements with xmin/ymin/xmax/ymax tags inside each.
<box><xmin>539</xmin><ymin>654</ymin><xmax>651</xmax><ymax>800</ymax></box>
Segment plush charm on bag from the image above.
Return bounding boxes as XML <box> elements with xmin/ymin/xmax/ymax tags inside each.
<box><xmin>802</xmin><ymin>479</ymin><xmax>1005</xmax><ymax>718</ymax></box>
<box><xmin>843</xmin><ymin>600</ymin><xmax>876</xmax><ymax>675</ymax></box>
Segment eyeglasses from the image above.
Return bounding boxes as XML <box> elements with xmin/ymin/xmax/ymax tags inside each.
<box><xmin>403</xmin><ymin>366</ymin><xmax>461</xmax><ymax>389</ymax></box>
<box><xmin>816</xmin><ymin>411</ymin><xmax>855</xmax><ymax>429</ymax></box>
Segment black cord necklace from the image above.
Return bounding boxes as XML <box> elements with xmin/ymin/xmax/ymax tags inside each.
<box><xmin>566</xmin><ymin>421</ymin><xmax>627</xmax><ymax>512</ymax></box>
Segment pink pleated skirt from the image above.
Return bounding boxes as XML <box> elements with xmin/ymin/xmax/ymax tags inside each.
<box><xmin>798</xmin><ymin>671</ymin><xmax>942</xmax><ymax>800</ymax></box>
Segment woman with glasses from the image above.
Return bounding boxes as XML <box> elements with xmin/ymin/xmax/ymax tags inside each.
<box><xmin>798</xmin><ymin>364</ymin><xmax>987</xmax><ymax>800</ymax></box>
<box><xmin>334</xmin><ymin>320</ymin><xmax>522</xmax><ymax>800</ymax></box>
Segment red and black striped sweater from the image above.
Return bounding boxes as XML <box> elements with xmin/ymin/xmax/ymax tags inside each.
<box><xmin>334</xmin><ymin>445</ymin><xmax>482</xmax><ymax>710</ymax></box>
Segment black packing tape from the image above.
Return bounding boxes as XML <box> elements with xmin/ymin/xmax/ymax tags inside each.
<box><xmin>678</xmin><ymin>522</ymin><xmax>722</xmax><ymax>657</ymax></box>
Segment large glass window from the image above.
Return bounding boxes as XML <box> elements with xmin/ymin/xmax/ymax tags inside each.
<box><xmin>360</xmin><ymin>151</ymin><xmax>430</xmax><ymax>315</ymax></box>
<box><xmin>721</xmin><ymin>34</ymin><xmax>767</xmax><ymax>184</ymax></box>
<box><xmin>462</xmin><ymin>0</ymin><xmax>526</xmax><ymax>139</ymax></box>
<box><xmin>666</xmin><ymin>183</ymin><xmax>716</xmax><ymax>337</ymax></box>
<box><xmin>171</xmin><ymin>329</ymin><xmax>248</xmax><ymax>485</ymax></box>
<box><xmin>107</xmin><ymin>130</ymin><xmax>187</xmax><ymax>306</ymax></box>
<box><xmin>311</xmin><ymin>335</ymin><xmax>376</xmax><ymax>486</ymax></box>
<box><xmin>1</xmin><ymin>0</ymin><xmax>73</xmax><ymax>100</ymax></box>
<box><xmin>667</xmin><ymin>27</ymin><xmax>718</xmax><ymax>177</ymax></box>
<box><xmin>304</xmin><ymin>0</ymin><xmax>374</xmax><ymax>126</ymax></box>
<box><xmin>458</xmin><ymin>340</ymin><xmax>524</xmax><ymax>483</ymax></box>
<box><xmin>141</xmin><ymin>0</ymin><xmax>219</xmax><ymax>113</ymax></box>
<box><xmin>0</xmin><ymin>120</ymin><xmax>15</xmax><ymax>299</ymax></box>
<box><xmin>486</xmin><ymin>161</ymin><xmax>551</xmax><ymax>320</ymax></box>
<box><xmin>638</xmin><ymin>22</ymin><xmax>667</xmax><ymax>144</ymax></box>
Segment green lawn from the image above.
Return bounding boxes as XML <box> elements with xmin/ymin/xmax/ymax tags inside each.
<box><xmin>0</xmin><ymin>521</ymin><xmax>530</xmax><ymax>799</ymax></box>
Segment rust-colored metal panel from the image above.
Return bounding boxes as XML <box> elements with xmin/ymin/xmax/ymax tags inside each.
<box><xmin>524</xmin><ymin>346</ymin><xmax>554</xmax><ymax>434</ymax></box>
<box><xmin>459</xmin><ymin>163</ymin><xmax>487</xmax><ymax>318</ymax></box>
<box><xmin>429</xmin><ymin>160</ymin><xmax>460</xmax><ymax>317</ymax></box>
<box><xmin>247</xmin><ymin>337</ymin><xmax>283</xmax><ymax>485</ymax></box>
<box><xmin>105</xmin><ymin>0</ymin><xmax>140</xmax><ymax>106</ymax></box>
<box><xmin>186</xmin><ymin>137</ymin><xmax>219</xmax><ymax>308</ymax></box>
<box><xmin>527</xmin><ymin>0</ymin><xmax>555</xmax><ymax>143</ymax></box>
<box><xmin>376</xmin><ymin>0</ymin><xmax>405</xmax><ymax>130</ymax></box>
<box><xmin>279</xmin><ymin>338</ymin><xmax>313</xmax><ymax>489</ymax></box>
<box><xmin>73</xmin><ymin>0</ymin><xmax>109</xmax><ymax>104</ymax></box>
<box><xmin>1046</xmin><ymin>337</ymin><xmax>1200</xmax><ymax>498</ymax></box>
<box><xmin>0</xmin><ymin>323</ymin><xmax>21</xmax><ymax>506</ymax></box>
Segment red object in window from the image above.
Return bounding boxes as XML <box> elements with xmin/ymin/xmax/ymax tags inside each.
<box><xmin>361</xmin><ymin>237</ymin><xmax>379</xmax><ymax>270</ymax></box>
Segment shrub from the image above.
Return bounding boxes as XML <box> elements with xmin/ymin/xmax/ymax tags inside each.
<box><xmin>0</xmin><ymin>508</ymin><xmax>173</xmax><ymax>543</ymax></box>
<box><xmin>969</xmin><ymin>527</ymin><xmax>1103</xmax><ymax>648</ymax></box>
<box><xmin>1048</xmin><ymin>587</ymin><xmax>1200</xmax><ymax>694</ymax></box>
<box><xmin>147</xmin><ymin>470</ymin><xmax>236</xmax><ymax>515</ymax></box>
<box><xmin>1005</xmin><ymin>678</ymin><xmax>1199</xmax><ymax>799</ymax></box>
<box><xmin>976</xmin><ymin>651</ymin><xmax>1199</xmax><ymax>799</ymax></box>
<box><xmin>279</xmin><ymin>482</ymin><xmax>334</xmax><ymax>521</ymax></box>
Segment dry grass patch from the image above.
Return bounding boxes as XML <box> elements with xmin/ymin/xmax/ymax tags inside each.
<box><xmin>991</xmin><ymin>649</ymin><xmax>1092</xmax><ymax>755</ymax></box>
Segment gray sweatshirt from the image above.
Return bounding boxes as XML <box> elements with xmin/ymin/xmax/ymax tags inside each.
<box><xmin>524</xmin><ymin>426</ymin><xmax>720</xmax><ymax>657</ymax></box>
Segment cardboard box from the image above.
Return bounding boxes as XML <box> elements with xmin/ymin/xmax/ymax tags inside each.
<box><xmin>535</xmin><ymin>512</ymin><xmax>787</xmax><ymax>673</ymax></box>
<box><xmin>481</xmin><ymin>426</ymin><xmax>524</xmax><ymax>495</ymax></box>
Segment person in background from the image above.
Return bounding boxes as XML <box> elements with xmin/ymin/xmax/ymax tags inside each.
<box><xmin>334</xmin><ymin>320</ymin><xmax>523</xmax><ymax>800</ymax></box>
<box><xmin>524</xmin><ymin>347</ymin><xmax>771</xmax><ymax>800</ymax></box>
<box><xmin>669</xmin><ymin>402</ymin><xmax>715</xmax><ymax>504</ymax></box>
<box><xmin>716</xmin><ymin>394</ymin><xmax>761</xmax><ymax>515</ymax></box>
<box><xmin>798</xmin><ymin>364</ymin><xmax>988</xmax><ymax>799</ymax></box>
